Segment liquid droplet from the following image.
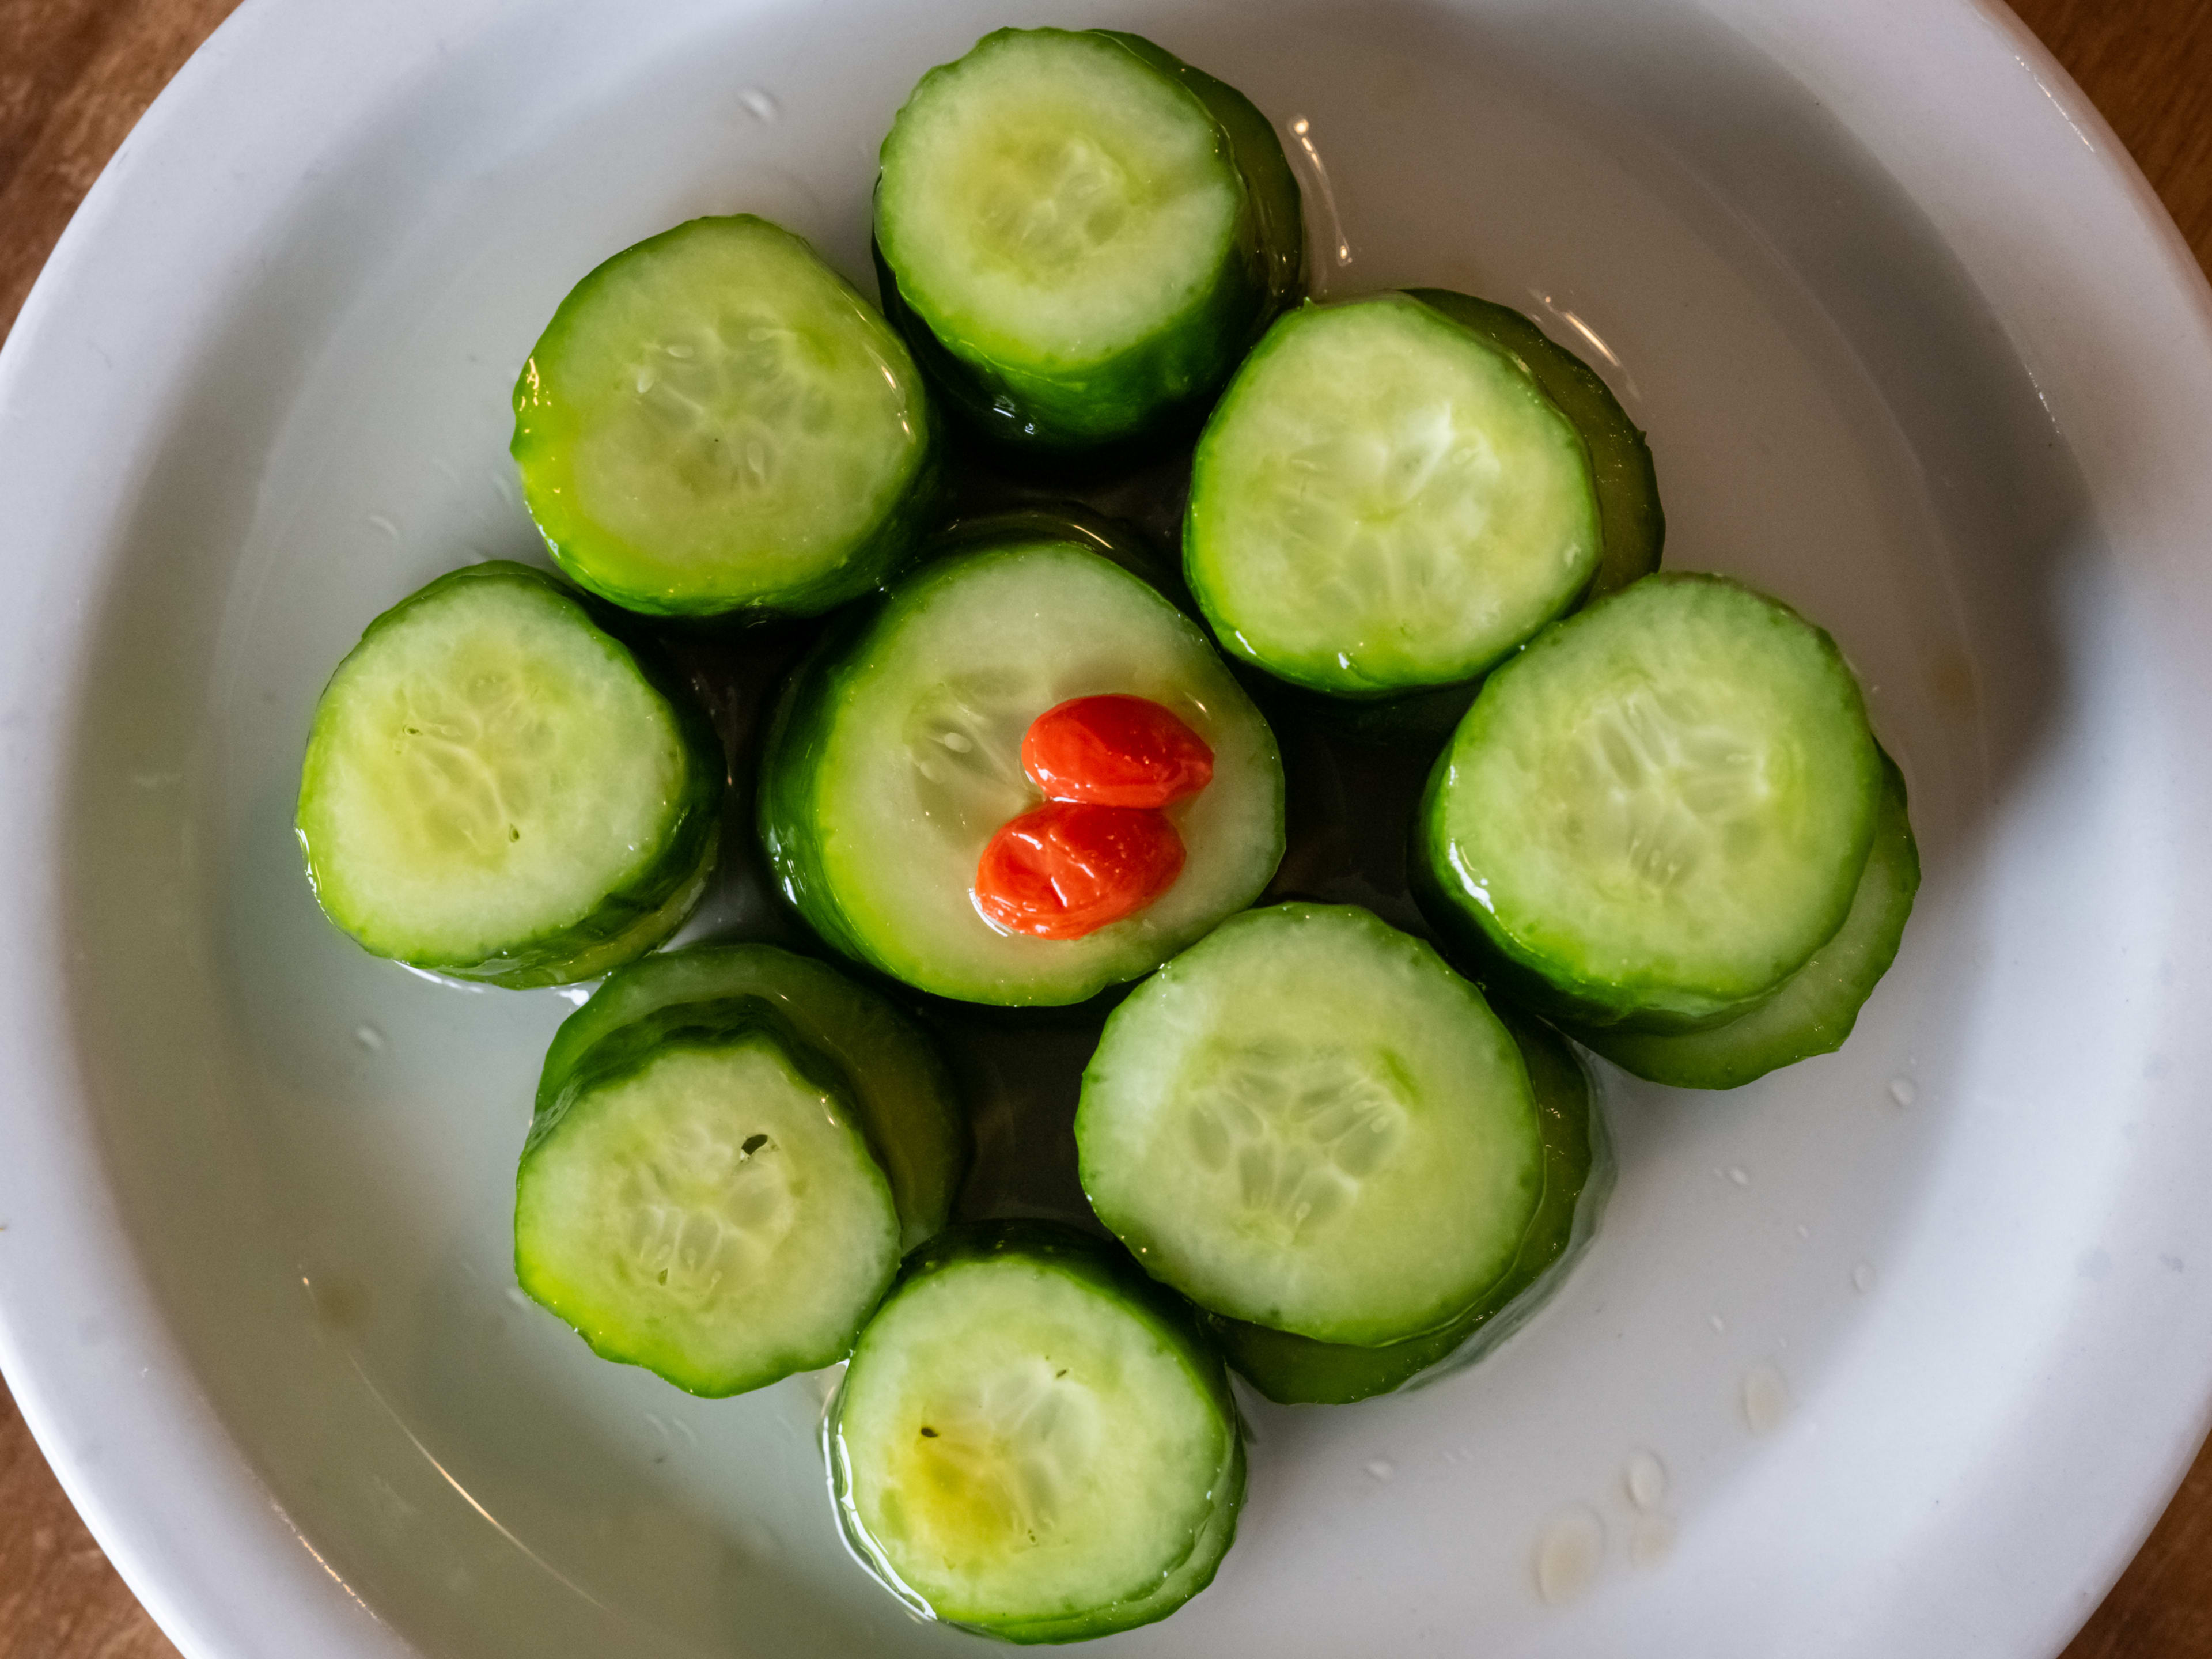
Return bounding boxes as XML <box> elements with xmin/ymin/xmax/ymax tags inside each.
<box><xmin>353</xmin><ymin>1023</ymin><xmax>385</xmax><ymax>1052</ymax></box>
<box><xmin>1795</xmin><ymin>1224</ymin><xmax>1810</xmax><ymax>1240</ymax></box>
<box><xmin>365</xmin><ymin>512</ymin><xmax>401</xmax><ymax>540</ymax></box>
<box><xmin>1283</xmin><ymin>113</ymin><xmax>1354</xmax><ymax>286</ymax></box>
<box><xmin>1888</xmin><ymin>1076</ymin><xmax>1918</xmax><ymax>1108</ymax></box>
<box><xmin>1725</xmin><ymin>1165</ymin><xmax>1749</xmax><ymax>1187</ymax></box>
<box><xmin>1623</xmin><ymin>1450</ymin><xmax>1666</xmax><ymax>1512</ymax></box>
<box><xmin>1708</xmin><ymin>1313</ymin><xmax>1726</xmax><ymax>1334</ymax></box>
<box><xmin>1742</xmin><ymin>1361</ymin><xmax>1791</xmax><ymax>1435</ymax></box>
<box><xmin>1534</xmin><ymin>1505</ymin><xmax>1604</xmax><ymax>1605</ymax></box>
<box><xmin>505</xmin><ymin>1286</ymin><xmax>531</xmax><ymax>1310</ymax></box>
<box><xmin>1365</xmin><ymin>1458</ymin><xmax>1395</xmax><ymax>1483</ymax></box>
<box><xmin>738</xmin><ymin>88</ymin><xmax>780</xmax><ymax>123</ymax></box>
<box><xmin>1852</xmin><ymin>1262</ymin><xmax>1877</xmax><ymax>1294</ymax></box>
<box><xmin>1629</xmin><ymin>1514</ymin><xmax>1676</xmax><ymax>1570</ymax></box>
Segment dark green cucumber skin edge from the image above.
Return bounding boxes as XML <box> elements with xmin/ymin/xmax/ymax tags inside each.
<box><xmin>753</xmin><ymin>584</ymin><xmax>881</xmax><ymax>975</ymax></box>
<box><xmin>1206</xmin><ymin>289</ymin><xmax>1665</xmax><ymax>747</ymax></box>
<box><xmin>927</xmin><ymin>503</ymin><xmax>1195</xmax><ymax>608</ymax></box>
<box><xmin>1406</xmin><ymin>290</ymin><xmax>1664</xmax><ymax>604</ymax></box>
<box><xmin>1184</xmin><ymin>293</ymin><xmax>1599</xmax><ymax>704</ymax></box>
<box><xmin>873</xmin><ymin>28</ymin><xmax>1306</xmax><ymax>465</ymax></box>
<box><xmin>516</xmin><ymin>997</ymin><xmax>893</xmax><ymax>1396</ymax></box>
<box><xmin>511</xmin><ymin>215</ymin><xmax>947</xmax><ymax>622</ymax></box>
<box><xmin>1572</xmin><ymin>752</ymin><xmax>1918</xmax><ymax>1089</ymax></box>
<box><xmin>1076</xmin><ymin>902</ymin><xmax>1544</xmax><ymax>1347</ymax></box>
<box><xmin>1410</xmin><ymin>571</ymin><xmax>1880</xmax><ymax>1033</ymax></box>
<box><xmin>296</xmin><ymin>561</ymin><xmax>722</xmax><ymax>989</ymax></box>
<box><xmin>1209</xmin><ymin>1009</ymin><xmax>1611</xmax><ymax>1405</ymax></box>
<box><xmin>756</xmin><ymin>512</ymin><xmax>1279</xmax><ymax>1008</ymax></box>
<box><xmin>526</xmin><ymin>995</ymin><xmax>839</xmax><ymax>1160</ymax></box>
<box><xmin>535</xmin><ymin>943</ymin><xmax>969</xmax><ymax>1244</ymax></box>
<box><xmin>825</xmin><ymin>1221</ymin><xmax>1247</xmax><ymax>1643</ymax></box>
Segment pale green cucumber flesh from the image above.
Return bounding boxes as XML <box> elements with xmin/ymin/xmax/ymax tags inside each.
<box><xmin>1185</xmin><ymin>294</ymin><xmax>1603</xmax><ymax>696</ymax></box>
<box><xmin>830</xmin><ymin>1224</ymin><xmax>1241</xmax><ymax>1641</ymax></box>
<box><xmin>1210</xmin><ymin>1009</ymin><xmax>1609</xmax><ymax>1404</ymax></box>
<box><xmin>296</xmin><ymin>562</ymin><xmax>719</xmax><ymax>987</ymax></box>
<box><xmin>512</xmin><ymin>215</ymin><xmax>937</xmax><ymax>618</ymax></box>
<box><xmin>1407</xmin><ymin>289</ymin><xmax>1663</xmax><ymax>601</ymax></box>
<box><xmin>1077</xmin><ymin>903</ymin><xmax>1543</xmax><ymax>1346</ymax></box>
<box><xmin>516</xmin><ymin>1006</ymin><xmax>900</xmax><ymax>1396</ymax></box>
<box><xmin>758</xmin><ymin>524</ymin><xmax>1285</xmax><ymax>1006</ymax></box>
<box><xmin>1417</xmin><ymin>573</ymin><xmax>1883</xmax><ymax>1027</ymax></box>
<box><xmin>875</xmin><ymin>28</ymin><xmax>1301</xmax><ymax>454</ymax></box>
<box><xmin>1252</xmin><ymin>291</ymin><xmax>1661</xmax><ymax>745</ymax></box>
<box><xmin>538</xmin><ymin>944</ymin><xmax>967</xmax><ymax>1248</ymax></box>
<box><xmin>1575</xmin><ymin>752</ymin><xmax>1918</xmax><ymax>1088</ymax></box>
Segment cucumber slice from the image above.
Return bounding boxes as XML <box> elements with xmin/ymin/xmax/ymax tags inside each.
<box><xmin>1077</xmin><ymin>903</ymin><xmax>1544</xmax><ymax>1346</ymax></box>
<box><xmin>296</xmin><ymin>562</ymin><xmax>720</xmax><ymax>988</ymax></box>
<box><xmin>1406</xmin><ymin>289</ymin><xmax>1663</xmax><ymax>601</ymax></box>
<box><xmin>1415</xmin><ymin>573</ymin><xmax>1883</xmax><ymax>1028</ymax></box>
<box><xmin>1208</xmin><ymin>1010</ymin><xmax>1610</xmax><ymax>1404</ymax></box>
<box><xmin>875</xmin><ymin>28</ymin><xmax>1302</xmax><ymax>458</ymax></box>
<box><xmin>516</xmin><ymin>998</ymin><xmax>900</xmax><ymax>1396</ymax></box>
<box><xmin>1185</xmin><ymin>294</ymin><xmax>1603</xmax><ymax>698</ymax></box>
<box><xmin>828</xmin><ymin>1222</ymin><xmax>1243</xmax><ymax>1641</ymax></box>
<box><xmin>758</xmin><ymin>516</ymin><xmax>1285</xmax><ymax>1006</ymax></box>
<box><xmin>512</xmin><ymin>215</ymin><xmax>940</xmax><ymax>618</ymax></box>
<box><xmin>538</xmin><ymin>944</ymin><xmax>968</xmax><ymax>1248</ymax></box>
<box><xmin>1575</xmin><ymin>752</ymin><xmax>1919</xmax><ymax>1088</ymax></box>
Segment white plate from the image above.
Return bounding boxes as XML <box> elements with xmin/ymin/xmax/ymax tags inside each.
<box><xmin>4</xmin><ymin>1</ymin><xmax>2211</xmax><ymax>1654</ymax></box>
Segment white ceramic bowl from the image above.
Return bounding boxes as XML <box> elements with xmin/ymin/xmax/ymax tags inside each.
<box><xmin>4</xmin><ymin>1</ymin><xmax>2211</xmax><ymax>1654</ymax></box>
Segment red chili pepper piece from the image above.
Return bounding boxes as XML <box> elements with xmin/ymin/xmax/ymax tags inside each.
<box><xmin>973</xmin><ymin>802</ymin><xmax>1187</xmax><ymax>940</ymax></box>
<box><xmin>1021</xmin><ymin>694</ymin><xmax>1214</xmax><ymax>809</ymax></box>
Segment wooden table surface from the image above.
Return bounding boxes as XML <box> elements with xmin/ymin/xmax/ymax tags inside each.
<box><xmin>2</xmin><ymin>0</ymin><xmax>2210</xmax><ymax>1653</ymax></box>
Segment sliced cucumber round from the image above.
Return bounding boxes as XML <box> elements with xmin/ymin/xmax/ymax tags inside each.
<box><xmin>1416</xmin><ymin>573</ymin><xmax>1883</xmax><ymax>1029</ymax></box>
<box><xmin>1185</xmin><ymin>293</ymin><xmax>1602</xmax><ymax>698</ymax></box>
<box><xmin>538</xmin><ymin>944</ymin><xmax>968</xmax><ymax>1248</ymax></box>
<box><xmin>758</xmin><ymin>516</ymin><xmax>1285</xmax><ymax>1006</ymax></box>
<box><xmin>875</xmin><ymin>27</ymin><xmax>1302</xmax><ymax>458</ymax></box>
<box><xmin>516</xmin><ymin>998</ymin><xmax>899</xmax><ymax>1396</ymax></box>
<box><xmin>1209</xmin><ymin>1009</ymin><xmax>1609</xmax><ymax>1403</ymax></box>
<box><xmin>1575</xmin><ymin>751</ymin><xmax>1918</xmax><ymax>1088</ymax></box>
<box><xmin>1077</xmin><ymin>903</ymin><xmax>1543</xmax><ymax>1346</ymax></box>
<box><xmin>512</xmin><ymin>215</ymin><xmax>940</xmax><ymax>618</ymax></box>
<box><xmin>1406</xmin><ymin>289</ymin><xmax>1662</xmax><ymax>601</ymax></box>
<box><xmin>296</xmin><ymin>562</ymin><xmax>720</xmax><ymax>988</ymax></box>
<box><xmin>828</xmin><ymin>1223</ymin><xmax>1243</xmax><ymax>1641</ymax></box>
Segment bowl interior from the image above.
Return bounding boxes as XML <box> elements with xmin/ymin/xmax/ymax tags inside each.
<box><xmin>54</xmin><ymin>0</ymin><xmax>2153</xmax><ymax>1654</ymax></box>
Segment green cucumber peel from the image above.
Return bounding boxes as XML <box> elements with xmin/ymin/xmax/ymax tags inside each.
<box><xmin>1078</xmin><ymin>902</ymin><xmax>1546</xmax><ymax>1347</ymax></box>
<box><xmin>515</xmin><ymin>993</ymin><xmax>901</xmax><ymax>1396</ymax></box>
<box><xmin>874</xmin><ymin>28</ymin><xmax>1304</xmax><ymax>461</ymax></box>
<box><xmin>1413</xmin><ymin>571</ymin><xmax>1883</xmax><ymax>1030</ymax></box>
<box><xmin>1184</xmin><ymin>293</ymin><xmax>1602</xmax><ymax>701</ymax></box>
<box><xmin>1573</xmin><ymin>751</ymin><xmax>1918</xmax><ymax>1088</ymax></box>
<box><xmin>1209</xmin><ymin>1009</ymin><xmax>1612</xmax><ymax>1404</ymax></box>
<box><xmin>296</xmin><ymin>561</ymin><xmax>722</xmax><ymax>988</ymax></box>
<box><xmin>537</xmin><ymin>944</ymin><xmax>968</xmax><ymax>1246</ymax></box>
<box><xmin>828</xmin><ymin>1221</ymin><xmax>1244</xmax><ymax>1641</ymax></box>
<box><xmin>512</xmin><ymin>215</ymin><xmax>943</xmax><ymax>620</ymax></box>
<box><xmin>1405</xmin><ymin>289</ymin><xmax>1663</xmax><ymax>601</ymax></box>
